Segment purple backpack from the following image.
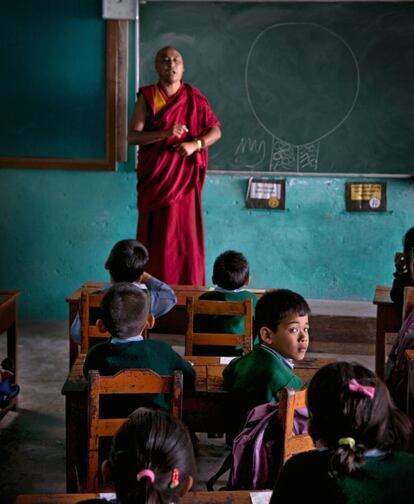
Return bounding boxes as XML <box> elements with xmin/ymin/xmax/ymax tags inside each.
<box><xmin>228</xmin><ymin>402</ymin><xmax>309</xmax><ymax>490</ymax></box>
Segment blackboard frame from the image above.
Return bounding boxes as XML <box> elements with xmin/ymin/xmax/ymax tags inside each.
<box><xmin>139</xmin><ymin>0</ymin><xmax>414</xmax><ymax>178</ymax></box>
<box><xmin>0</xmin><ymin>18</ymin><xmax>121</xmax><ymax>172</ymax></box>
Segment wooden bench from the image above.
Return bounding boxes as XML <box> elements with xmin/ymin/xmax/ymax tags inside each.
<box><xmin>373</xmin><ymin>285</ymin><xmax>402</xmax><ymax>379</ymax></box>
<box><xmin>86</xmin><ymin>368</ymin><xmax>183</xmax><ymax>492</ymax></box>
<box><xmin>278</xmin><ymin>388</ymin><xmax>314</xmax><ymax>463</ymax></box>
<box><xmin>0</xmin><ymin>290</ymin><xmax>20</xmax><ymax>419</ymax></box>
<box><xmin>61</xmin><ymin>353</ymin><xmax>333</xmax><ymax>491</ymax></box>
<box><xmin>66</xmin><ymin>283</ymin><xmax>265</xmax><ymax>366</ymax></box>
<box><xmin>16</xmin><ymin>490</ymin><xmax>271</xmax><ymax>504</ymax></box>
<box><xmin>185</xmin><ymin>296</ymin><xmax>253</xmax><ymax>356</ymax></box>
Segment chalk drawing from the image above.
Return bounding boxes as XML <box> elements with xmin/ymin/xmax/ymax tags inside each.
<box><xmin>245</xmin><ymin>22</ymin><xmax>360</xmax><ymax>171</ymax></box>
<box><xmin>234</xmin><ymin>137</ymin><xmax>266</xmax><ymax>168</ymax></box>
<box><xmin>269</xmin><ymin>138</ymin><xmax>320</xmax><ymax>172</ymax></box>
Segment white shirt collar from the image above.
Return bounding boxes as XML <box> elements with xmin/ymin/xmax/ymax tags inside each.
<box><xmin>111</xmin><ymin>335</ymin><xmax>144</xmax><ymax>344</ymax></box>
<box><xmin>215</xmin><ymin>286</ymin><xmax>245</xmax><ymax>293</ymax></box>
<box><xmin>260</xmin><ymin>344</ymin><xmax>294</xmax><ymax>369</ymax></box>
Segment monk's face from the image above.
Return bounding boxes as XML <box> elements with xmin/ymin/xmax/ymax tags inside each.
<box><xmin>155</xmin><ymin>47</ymin><xmax>184</xmax><ymax>85</ymax></box>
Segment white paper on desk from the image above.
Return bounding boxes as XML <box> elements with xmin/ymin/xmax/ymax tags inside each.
<box><xmin>219</xmin><ymin>356</ymin><xmax>236</xmax><ymax>364</ymax></box>
<box><xmin>99</xmin><ymin>493</ymin><xmax>116</xmax><ymax>501</ymax></box>
<box><xmin>250</xmin><ymin>490</ymin><xmax>272</xmax><ymax>504</ymax></box>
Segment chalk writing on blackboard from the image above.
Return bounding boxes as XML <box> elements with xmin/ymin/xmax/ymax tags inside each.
<box><xmin>245</xmin><ymin>22</ymin><xmax>360</xmax><ymax>172</ymax></box>
<box><xmin>234</xmin><ymin>137</ymin><xmax>266</xmax><ymax>168</ymax></box>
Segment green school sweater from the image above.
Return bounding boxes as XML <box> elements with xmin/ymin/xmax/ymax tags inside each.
<box><xmin>271</xmin><ymin>449</ymin><xmax>414</xmax><ymax>504</ymax></box>
<box><xmin>223</xmin><ymin>344</ymin><xmax>303</xmax><ymax>405</ymax></box>
<box><xmin>83</xmin><ymin>339</ymin><xmax>195</xmax><ymax>411</ymax></box>
<box><xmin>193</xmin><ymin>290</ymin><xmax>258</xmax><ymax>356</ymax></box>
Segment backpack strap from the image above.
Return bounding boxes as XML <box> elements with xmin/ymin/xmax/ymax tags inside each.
<box><xmin>206</xmin><ymin>453</ymin><xmax>232</xmax><ymax>491</ymax></box>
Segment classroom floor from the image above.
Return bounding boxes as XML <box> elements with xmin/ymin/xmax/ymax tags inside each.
<box><xmin>0</xmin><ymin>312</ymin><xmax>375</xmax><ymax>504</ymax></box>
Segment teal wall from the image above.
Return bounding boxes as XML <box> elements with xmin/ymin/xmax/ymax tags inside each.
<box><xmin>0</xmin><ymin>1</ymin><xmax>413</xmax><ymax>319</ymax></box>
<box><xmin>1</xmin><ymin>168</ymin><xmax>413</xmax><ymax>319</ymax></box>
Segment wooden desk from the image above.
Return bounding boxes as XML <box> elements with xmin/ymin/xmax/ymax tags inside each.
<box><xmin>62</xmin><ymin>353</ymin><xmax>332</xmax><ymax>492</ymax></box>
<box><xmin>0</xmin><ymin>290</ymin><xmax>20</xmax><ymax>417</ymax></box>
<box><xmin>66</xmin><ymin>283</ymin><xmax>266</xmax><ymax>366</ymax></box>
<box><xmin>17</xmin><ymin>490</ymin><xmax>270</xmax><ymax>504</ymax></box>
<box><xmin>373</xmin><ymin>285</ymin><xmax>402</xmax><ymax>379</ymax></box>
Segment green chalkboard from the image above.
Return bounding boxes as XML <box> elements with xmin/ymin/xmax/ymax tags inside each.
<box><xmin>0</xmin><ymin>0</ymin><xmax>114</xmax><ymax>170</ymax></box>
<box><xmin>140</xmin><ymin>1</ymin><xmax>414</xmax><ymax>176</ymax></box>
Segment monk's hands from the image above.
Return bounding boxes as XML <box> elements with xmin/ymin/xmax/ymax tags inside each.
<box><xmin>169</xmin><ymin>123</ymin><xmax>198</xmax><ymax>156</ymax></box>
<box><xmin>169</xmin><ymin>124</ymin><xmax>188</xmax><ymax>138</ymax></box>
<box><xmin>174</xmin><ymin>141</ymin><xmax>198</xmax><ymax>157</ymax></box>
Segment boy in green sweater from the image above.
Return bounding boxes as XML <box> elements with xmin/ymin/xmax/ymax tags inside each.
<box><xmin>194</xmin><ymin>250</ymin><xmax>257</xmax><ymax>355</ymax></box>
<box><xmin>223</xmin><ymin>288</ymin><xmax>310</xmax><ymax>415</ymax></box>
<box><xmin>207</xmin><ymin>288</ymin><xmax>311</xmax><ymax>490</ymax></box>
<box><xmin>83</xmin><ymin>282</ymin><xmax>195</xmax><ymax>411</ymax></box>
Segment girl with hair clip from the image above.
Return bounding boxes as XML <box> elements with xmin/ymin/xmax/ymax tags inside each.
<box><xmin>390</xmin><ymin>226</ymin><xmax>414</xmax><ymax>308</ymax></box>
<box><xmin>99</xmin><ymin>407</ymin><xmax>196</xmax><ymax>504</ymax></box>
<box><xmin>271</xmin><ymin>361</ymin><xmax>414</xmax><ymax>504</ymax></box>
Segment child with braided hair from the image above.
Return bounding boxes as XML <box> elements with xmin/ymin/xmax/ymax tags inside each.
<box><xmin>271</xmin><ymin>361</ymin><xmax>414</xmax><ymax>504</ymax></box>
<box><xmin>101</xmin><ymin>407</ymin><xmax>196</xmax><ymax>504</ymax></box>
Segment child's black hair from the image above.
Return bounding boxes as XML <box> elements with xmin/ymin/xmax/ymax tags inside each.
<box><xmin>109</xmin><ymin>407</ymin><xmax>196</xmax><ymax>504</ymax></box>
<box><xmin>254</xmin><ymin>289</ymin><xmax>310</xmax><ymax>336</ymax></box>
<box><xmin>101</xmin><ymin>282</ymin><xmax>148</xmax><ymax>339</ymax></box>
<box><xmin>307</xmin><ymin>361</ymin><xmax>412</xmax><ymax>478</ymax></box>
<box><xmin>212</xmin><ymin>250</ymin><xmax>250</xmax><ymax>290</ymax></box>
<box><xmin>105</xmin><ymin>239</ymin><xmax>149</xmax><ymax>283</ymax></box>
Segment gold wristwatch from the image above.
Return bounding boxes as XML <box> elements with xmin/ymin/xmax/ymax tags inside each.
<box><xmin>194</xmin><ymin>138</ymin><xmax>204</xmax><ymax>152</ymax></box>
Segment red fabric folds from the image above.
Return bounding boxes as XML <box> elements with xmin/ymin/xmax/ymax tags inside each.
<box><xmin>136</xmin><ymin>82</ymin><xmax>220</xmax><ymax>285</ymax></box>
<box><xmin>137</xmin><ymin>188</ymin><xmax>205</xmax><ymax>285</ymax></box>
<box><xmin>137</xmin><ymin>83</ymin><xmax>220</xmax><ymax>212</ymax></box>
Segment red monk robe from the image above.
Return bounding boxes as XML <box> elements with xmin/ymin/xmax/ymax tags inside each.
<box><xmin>136</xmin><ymin>83</ymin><xmax>220</xmax><ymax>285</ymax></box>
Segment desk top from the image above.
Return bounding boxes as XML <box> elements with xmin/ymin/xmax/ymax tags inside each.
<box><xmin>373</xmin><ymin>285</ymin><xmax>393</xmax><ymax>306</ymax></box>
<box><xmin>62</xmin><ymin>353</ymin><xmax>334</xmax><ymax>396</ymax></box>
<box><xmin>0</xmin><ymin>290</ymin><xmax>21</xmax><ymax>334</ymax></box>
<box><xmin>66</xmin><ymin>282</ymin><xmax>266</xmax><ymax>305</ymax></box>
<box><xmin>0</xmin><ymin>290</ymin><xmax>21</xmax><ymax>305</ymax></box>
<box><xmin>16</xmin><ymin>490</ymin><xmax>271</xmax><ymax>504</ymax></box>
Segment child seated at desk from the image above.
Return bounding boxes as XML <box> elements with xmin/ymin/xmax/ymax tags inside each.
<box><xmin>271</xmin><ymin>361</ymin><xmax>414</xmax><ymax>504</ymax></box>
<box><xmin>194</xmin><ymin>250</ymin><xmax>257</xmax><ymax>355</ymax></box>
<box><xmin>223</xmin><ymin>289</ymin><xmax>310</xmax><ymax>420</ymax></box>
<box><xmin>83</xmin><ymin>283</ymin><xmax>195</xmax><ymax>412</ymax></box>
<box><xmin>390</xmin><ymin>226</ymin><xmax>414</xmax><ymax>308</ymax></box>
<box><xmin>71</xmin><ymin>239</ymin><xmax>177</xmax><ymax>344</ymax></box>
<box><xmin>206</xmin><ymin>289</ymin><xmax>310</xmax><ymax>490</ymax></box>
<box><xmin>84</xmin><ymin>407</ymin><xmax>196</xmax><ymax>504</ymax></box>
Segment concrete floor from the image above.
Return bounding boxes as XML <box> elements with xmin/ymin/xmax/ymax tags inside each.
<box><xmin>0</xmin><ymin>316</ymin><xmax>375</xmax><ymax>503</ymax></box>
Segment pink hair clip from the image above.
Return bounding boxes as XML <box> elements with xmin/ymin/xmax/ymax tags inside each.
<box><xmin>169</xmin><ymin>468</ymin><xmax>180</xmax><ymax>489</ymax></box>
<box><xmin>348</xmin><ymin>378</ymin><xmax>375</xmax><ymax>399</ymax></box>
<box><xmin>136</xmin><ymin>468</ymin><xmax>155</xmax><ymax>483</ymax></box>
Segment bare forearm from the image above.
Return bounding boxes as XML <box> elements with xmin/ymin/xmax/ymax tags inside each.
<box><xmin>127</xmin><ymin>129</ymin><xmax>170</xmax><ymax>146</ymax></box>
<box><xmin>198</xmin><ymin>125</ymin><xmax>221</xmax><ymax>148</ymax></box>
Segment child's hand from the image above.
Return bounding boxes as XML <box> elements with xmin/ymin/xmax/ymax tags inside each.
<box><xmin>394</xmin><ymin>252</ymin><xmax>408</xmax><ymax>275</ymax></box>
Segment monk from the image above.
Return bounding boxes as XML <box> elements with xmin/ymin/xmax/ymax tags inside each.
<box><xmin>128</xmin><ymin>46</ymin><xmax>221</xmax><ymax>285</ymax></box>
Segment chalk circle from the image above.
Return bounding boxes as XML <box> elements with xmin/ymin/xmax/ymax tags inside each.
<box><xmin>245</xmin><ymin>23</ymin><xmax>360</xmax><ymax>146</ymax></box>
